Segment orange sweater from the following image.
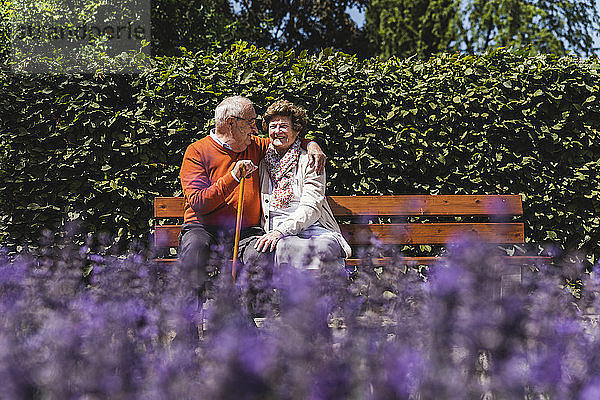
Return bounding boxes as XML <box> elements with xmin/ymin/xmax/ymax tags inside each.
<box><xmin>180</xmin><ymin>135</ymin><xmax>269</xmax><ymax>229</ymax></box>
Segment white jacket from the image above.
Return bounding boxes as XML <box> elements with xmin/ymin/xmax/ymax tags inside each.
<box><xmin>259</xmin><ymin>148</ymin><xmax>352</xmax><ymax>258</ymax></box>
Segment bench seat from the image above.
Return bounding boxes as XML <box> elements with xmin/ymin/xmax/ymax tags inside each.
<box><xmin>153</xmin><ymin>195</ymin><xmax>550</xmax><ymax>267</ymax></box>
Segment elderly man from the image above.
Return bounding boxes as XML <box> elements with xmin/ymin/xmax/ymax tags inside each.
<box><xmin>178</xmin><ymin>96</ymin><xmax>325</xmax><ymax>298</ymax></box>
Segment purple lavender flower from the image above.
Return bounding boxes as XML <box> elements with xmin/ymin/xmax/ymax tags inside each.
<box><xmin>1</xmin><ymin>228</ymin><xmax>597</xmax><ymax>398</ymax></box>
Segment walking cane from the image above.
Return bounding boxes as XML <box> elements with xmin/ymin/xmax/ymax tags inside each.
<box><xmin>231</xmin><ymin>165</ymin><xmax>246</xmax><ymax>283</ymax></box>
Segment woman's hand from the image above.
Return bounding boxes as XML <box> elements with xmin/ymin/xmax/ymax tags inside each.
<box><xmin>254</xmin><ymin>230</ymin><xmax>283</xmax><ymax>253</ymax></box>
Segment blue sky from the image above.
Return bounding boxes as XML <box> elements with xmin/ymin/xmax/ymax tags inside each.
<box><xmin>347</xmin><ymin>4</ymin><xmax>365</xmax><ymax>28</ymax></box>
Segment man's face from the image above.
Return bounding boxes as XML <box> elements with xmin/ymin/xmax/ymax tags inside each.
<box><xmin>229</xmin><ymin>105</ymin><xmax>258</xmax><ymax>152</ymax></box>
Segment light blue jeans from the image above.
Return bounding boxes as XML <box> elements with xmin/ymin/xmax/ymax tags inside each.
<box><xmin>274</xmin><ymin>225</ymin><xmax>345</xmax><ymax>271</ymax></box>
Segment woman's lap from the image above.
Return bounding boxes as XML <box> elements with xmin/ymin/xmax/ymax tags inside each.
<box><xmin>275</xmin><ymin>229</ymin><xmax>344</xmax><ymax>270</ymax></box>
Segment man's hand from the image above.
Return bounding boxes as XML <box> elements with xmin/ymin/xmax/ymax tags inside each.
<box><xmin>307</xmin><ymin>141</ymin><xmax>326</xmax><ymax>174</ymax></box>
<box><xmin>231</xmin><ymin>160</ymin><xmax>257</xmax><ymax>181</ymax></box>
<box><xmin>254</xmin><ymin>230</ymin><xmax>283</xmax><ymax>253</ymax></box>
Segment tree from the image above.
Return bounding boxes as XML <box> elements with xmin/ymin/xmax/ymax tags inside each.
<box><xmin>152</xmin><ymin>0</ymin><xmax>371</xmax><ymax>57</ymax></box>
<box><xmin>1</xmin><ymin>0</ymin><xmax>370</xmax><ymax>65</ymax></box>
<box><xmin>365</xmin><ymin>0</ymin><xmax>600</xmax><ymax>59</ymax></box>
<box><xmin>235</xmin><ymin>0</ymin><xmax>370</xmax><ymax>54</ymax></box>
<box><xmin>150</xmin><ymin>0</ymin><xmax>372</xmax><ymax>57</ymax></box>
<box><xmin>0</xmin><ymin>1</ymin><xmax>9</xmax><ymax>66</ymax></box>
<box><xmin>5</xmin><ymin>0</ymin><xmax>151</xmax><ymax>73</ymax></box>
<box><xmin>151</xmin><ymin>0</ymin><xmax>253</xmax><ymax>57</ymax></box>
<box><xmin>365</xmin><ymin>0</ymin><xmax>458</xmax><ymax>59</ymax></box>
<box><xmin>459</xmin><ymin>0</ymin><xmax>599</xmax><ymax>55</ymax></box>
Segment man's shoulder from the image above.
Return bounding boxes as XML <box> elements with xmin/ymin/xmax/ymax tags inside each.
<box><xmin>191</xmin><ymin>134</ymin><xmax>213</xmax><ymax>146</ymax></box>
<box><xmin>186</xmin><ymin>135</ymin><xmax>215</xmax><ymax>151</ymax></box>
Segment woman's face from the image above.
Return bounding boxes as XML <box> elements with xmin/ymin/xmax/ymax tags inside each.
<box><xmin>268</xmin><ymin>115</ymin><xmax>299</xmax><ymax>154</ymax></box>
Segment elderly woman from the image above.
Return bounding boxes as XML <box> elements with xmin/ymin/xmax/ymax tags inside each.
<box><xmin>254</xmin><ymin>100</ymin><xmax>351</xmax><ymax>270</ymax></box>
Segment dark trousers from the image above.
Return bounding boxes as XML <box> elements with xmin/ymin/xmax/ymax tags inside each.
<box><xmin>178</xmin><ymin>224</ymin><xmax>273</xmax><ymax>295</ymax></box>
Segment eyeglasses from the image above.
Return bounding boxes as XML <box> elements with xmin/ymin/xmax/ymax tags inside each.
<box><xmin>233</xmin><ymin>116</ymin><xmax>259</xmax><ymax>128</ymax></box>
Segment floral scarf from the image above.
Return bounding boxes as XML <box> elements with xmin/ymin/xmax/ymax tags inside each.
<box><xmin>265</xmin><ymin>139</ymin><xmax>301</xmax><ymax>208</ymax></box>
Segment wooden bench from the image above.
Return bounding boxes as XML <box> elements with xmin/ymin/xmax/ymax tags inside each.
<box><xmin>153</xmin><ymin>195</ymin><xmax>550</xmax><ymax>267</ymax></box>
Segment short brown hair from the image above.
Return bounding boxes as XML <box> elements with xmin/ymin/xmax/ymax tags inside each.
<box><xmin>262</xmin><ymin>100</ymin><xmax>307</xmax><ymax>134</ymax></box>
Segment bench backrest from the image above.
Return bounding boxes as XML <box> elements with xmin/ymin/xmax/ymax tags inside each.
<box><xmin>153</xmin><ymin>195</ymin><xmax>525</xmax><ymax>250</ymax></box>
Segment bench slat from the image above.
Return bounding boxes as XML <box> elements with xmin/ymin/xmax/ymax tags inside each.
<box><xmin>154</xmin><ymin>222</ymin><xmax>524</xmax><ymax>248</ymax></box>
<box><xmin>154</xmin><ymin>197</ymin><xmax>185</xmax><ymax>218</ymax></box>
<box><xmin>328</xmin><ymin>195</ymin><xmax>523</xmax><ymax>216</ymax></box>
<box><xmin>342</xmin><ymin>222</ymin><xmax>524</xmax><ymax>244</ymax></box>
<box><xmin>154</xmin><ymin>195</ymin><xmax>524</xmax><ymax>218</ymax></box>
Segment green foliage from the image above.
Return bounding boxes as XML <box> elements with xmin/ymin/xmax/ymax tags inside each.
<box><xmin>365</xmin><ymin>0</ymin><xmax>600</xmax><ymax>58</ymax></box>
<box><xmin>0</xmin><ymin>0</ymin><xmax>367</xmax><ymax>63</ymax></box>
<box><xmin>4</xmin><ymin>0</ymin><xmax>150</xmax><ymax>73</ymax></box>
<box><xmin>460</xmin><ymin>0</ymin><xmax>600</xmax><ymax>55</ymax></box>
<box><xmin>1</xmin><ymin>44</ymin><xmax>599</xmax><ymax>264</ymax></box>
<box><xmin>236</xmin><ymin>0</ymin><xmax>369</xmax><ymax>54</ymax></box>
<box><xmin>365</xmin><ymin>0</ymin><xmax>458</xmax><ymax>59</ymax></box>
<box><xmin>153</xmin><ymin>0</ymin><xmax>370</xmax><ymax>56</ymax></box>
<box><xmin>151</xmin><ymin>0</ymin><xmax>265</xmax><ymax>57</ymax></box>
<box><xmin>3</xmin><ymin>1</ymin><xmax>598</xmax><ymax>63</ymax></box>
<box><xmin>0</xmin><ymin>0</ymin><xmax>11</xmax><ymax>65</ymax></box>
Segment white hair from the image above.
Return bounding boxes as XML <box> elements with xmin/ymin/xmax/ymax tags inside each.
<box><xmin>215</xmin><ymin>96</ymin><xmax>252</xmax><ymax>127</ymax></box>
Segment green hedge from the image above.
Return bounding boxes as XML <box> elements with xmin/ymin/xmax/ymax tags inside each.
<box><xmin>1</xmin><ymin>43</ymin><xmax>599</xmax><ymax>263</ymax></box>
